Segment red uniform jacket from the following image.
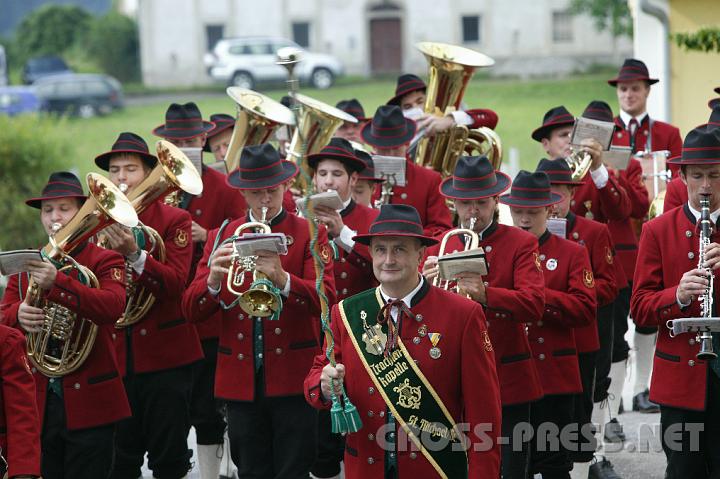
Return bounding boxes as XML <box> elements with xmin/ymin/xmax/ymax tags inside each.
<box><xmin>182</xmin><ymin>209</ymin><xmax>336</xmax><ymax>400</ymax></box>
<box><xmin>530</xmin><ymin>232</ymin><xmax>596</xmax><ymax>395</ymax></box>
<box><xmin>663</xmin><ymin>176</ymin><xmax>687</xmax><ymax>213</ymax></box>
<box><xmin>375</xmin><ymin>158</ymin><xmax>452</xmax><ymax>238</ymax></box>
<box><xmin>632</xmin><ymin>204</ymin><xmax>715</xmax><ymax>411</ymax></box>
<box><xmin>566</xmin><ymin>213</ymin><xmax>619</xmax><ymax>352</ymax></box>
<box><xmin>426</xmin><ymin>221</ymin><xmax>544</xmax><ymax>405</ymax></box>
<box><xmin>571</xmin><ymin>160</ymin><xmax>646</xmax><ymax>280</ymax></box>
<box><xmin>613</xmin><ymin>115</ymin><xmax>683</xmax><ymax>174</ymax></box>
<box><xmin>304</xmin><ymin>282</ymin><xmax>501</xmax><ymax>479</ymax></box>
<box><xmin>0</xmin><ymin>325</ymin><xmax>40</xmax><ymax>478</ymax></box>
<box><xmin>113</xmin><ymin>201</ymin><xmax>202</xmax><ymax>375</ymax></box>
<box><xmin>467</xmin><ymin>108</ymin><xmax>499</xmax><ymax>130</ymax></box>
<box><xmin>1</xmin><ymin>243</ymin><xmax>131</xmax><ymax>430</ymax></box>
<box><xmin>334</xmin><ymin>200</ymin><xmax>379</xmax><ymax>301</ymax></box>
<box><xmin>185</xmin><ymin>166</ymin><xmax>247</xmax><ymax>340</ymax></box>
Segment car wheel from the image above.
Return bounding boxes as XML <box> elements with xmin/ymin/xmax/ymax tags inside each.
<box><xmin>77</xmin><ymin>103</ymin><xmax>97</xmax><ymax>118</ymax></box>
<box><xmin>310</xmin><ymin>68</ymin><xmax>334</xmax><ymax>89</ymax></box>
<box><xmin>230</xmin><ymin>71</ymin><xmax>255</xmax><ymax>90</ymax></box>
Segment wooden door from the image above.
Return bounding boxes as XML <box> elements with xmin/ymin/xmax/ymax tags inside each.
<box><xmin>370</xmin><ymin>18</ymin><xmax>402</xmax><ymax>75</ymax></box>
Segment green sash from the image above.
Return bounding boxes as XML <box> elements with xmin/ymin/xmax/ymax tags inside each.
<box><xmin>339</xmin><ymin>288</ymin><xmax>468</xmax><ymax>479</ymax></box>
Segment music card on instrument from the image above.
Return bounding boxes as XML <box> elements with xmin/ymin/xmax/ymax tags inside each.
<box><xmin>603</xmin><ymin>146</ymin><xmax>633</xmax><ymax>170</ymax></box>
<box><xmin>571</xmin><ymin>117</ymin><xmax>614</xmax><ymax>150</ymax></box>
<box><xmin>437</xmin><ymin>249</ymin><xmax>488</xmax><ymax>280</ymax></box>
<box><xmin>233</xmin><ymin>233</ymin><xmax>288</xmax><ymax>256</ymax></box>
<box><xmin>0</xmin><ymin>249</ymin><xmax>43</xmax><ymax>276</ymax></box>
<box><xmin>179</xmin><ymin>147</ymin><xmax>203</xmax><ymax>175</ymax></box>
<box><xmin>296</xmin><ymin>190</ymin><xmax>345</xmax><ymax>212</ymax></box>
<box><xmin>547</xmin><ymin>217</ymin><xmax>568</xmax><ymax>238</ymax></box>
<box><xmin>372</xmin><ymin>155</ymin><xmax>407</xmax><ymax>187</ymax></box>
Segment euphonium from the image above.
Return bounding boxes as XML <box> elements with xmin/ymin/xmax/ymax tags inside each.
<box><xmin>433</xmin><ymin>217</ymin><xmax>480</xmax><ymax>298</ymax></box>
<box><xmin>414</xmin><ymin>42</ymin><xmax>499</xmax><ymax>176</ymax></box>
<box><xmin>26</xmin><ymin>174</ymin><xmax>138</xmax><ymax>377</ymax></box>
<box><xmin>111</xmin><ymin>140</ymin><xmax>203</xmax><ymax>327</ymax></box>
<box><xmin>565</xmin><ymin>148</ymin><xmax>593</xmax><ymax>181</ymax></box>
<box><xmin>696</xmin><ymin>193</ymin><xmax>717</xmax><ymax>360</ymax></box>
<box><xmin>223</xmin><ymin>87</ymin><xmax>296</xmax><ymax>173</ymax></box>
<box><xmin>226</xmin><ymin>207</ymin><xmax>281</xmax><ymax>317</ymax></box>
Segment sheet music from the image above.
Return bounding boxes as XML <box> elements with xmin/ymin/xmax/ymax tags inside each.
<box><xmin>571</xmin><ymin>117</ymin><xmax>614</xmax><ymax>150</ymax></box>
<box><xmin>603</xmin><ymin>146</ymin><xmax>632</xmax><ymax>170</ymax></box>
<box><xmin>179</xmin><ymin>147</ymin><xmax>203</xmax><ymax>175</ymax></box>
<box><xmin>438</xmin><ymin>249</ymin><xmax>488</xmax><ymax>279</ymax></box>
<box><xmin>233</xmin><ymin>233</ymin><xmax>288</xmax><ymax>257</ymax></box>
<box><xmin>296</xmin><ymin>190</ymin><xmax>344</xmax><ymax>212</ymax></box>
<box><xmin>0</xmin><ymin>249</ymin><xmax>43</xmax><ymax>276</ymax></box>
<box><xmin>547</xmin><ymin>217</ymin><xmax>568</xmax><ymax>238</ymax></box>
<box><xmin>372</xmin><ymin>155</ymin><xmax>407</xmax><ymax>187</ymax></box>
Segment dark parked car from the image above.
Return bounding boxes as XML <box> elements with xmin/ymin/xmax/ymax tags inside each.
<box><xmin>22</xmin><ymin>55</ymin><xmax>72</xmax><ymax>84</ymax></box>
<box><xmin>0</xmin><ymin>86</ymin><xmax>46</xmax><ymax>116</ymax></box>
<box><xmin>35</xmin><ymin>73</ymin><xmax>124</xmax><ymax>118</ymax></box>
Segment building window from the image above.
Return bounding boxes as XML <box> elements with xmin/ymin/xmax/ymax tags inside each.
<box><xmin>206</xmin><ymin>24</ymin><xmax>224</xmax><ymax>51</ymax></box>
<box><xmin>552</xmin><ymin>11</ymin><xmax>573</xmax><ymax>43</ymax></box>
<box><xmin>461</xmin><ymin>15</ymin><xmax>481</xmax><ymax>43</ymax></box>
<box><xmin>292</xmin><ymin>22</ymin><xmax>310</xmax><ymax>48</ymax></box>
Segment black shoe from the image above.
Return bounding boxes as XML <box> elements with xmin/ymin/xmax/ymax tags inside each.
<box><xmin>604</xmin><ymin>418</ymin><xmax>625</xmax><ymax>443</ymax></box>
<box><xmin>589</xmin><ymin>457</ymin><xmax>623</xmax><ymax>479</ymax></box>
<box><xmin>618</xmin><ymin>398</ymin><xmax>624</xmax><ymax>415</ymax></box>
<box><xmin>632</xmin><ymin>389</ymin><xmax>660</xmax><ymax>413</ymax></box>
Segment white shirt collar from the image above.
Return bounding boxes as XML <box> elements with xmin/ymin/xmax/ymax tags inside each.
<box><xmin>379</xmin><ymin>275</ymin><xmax>424</xmax><ymax>310</ymax></box>
<box><xmin>619</xmin><ymin>109</ymin><xmax>648</xmax><ymax>128</ymax></box>
<box><xmin>687</xmin><ymin>203</ymin><xmax>720</xmax><ymax>225</ymax></box>
<box><xmin>249</xmin><ymin>208</ymin><xmax>283</xmax><ymax>223</ymax></box>
<box><xmin>338</xmin><ymin>196</ymin><xmax>353</xmax><ymax>213</ymax></box>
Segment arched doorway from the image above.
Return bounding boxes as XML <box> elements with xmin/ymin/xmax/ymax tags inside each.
<box><xmin>368</xmin><ymin>2</ymin><xmax>403</xmax><ymax>75</ymax></box>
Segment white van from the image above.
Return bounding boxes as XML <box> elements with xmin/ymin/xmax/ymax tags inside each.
<box><xmin>0</xmin><ymin>45</ymin><xmax>7</xmax><ymax>86</ymax></box>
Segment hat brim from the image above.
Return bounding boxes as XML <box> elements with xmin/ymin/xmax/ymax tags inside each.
<box><xmin>95</xmin><ymin>149</ymin><xmax>159</xmax><ymax>171</ymax></box>
<box><xmin>26</xmin><ymin>194</ymin><xmax>86</xmax><ymax>209</ymax></box>
<box><xmin>607</xmin><ymin>77</ymin><xmax>659</xmax><ymax>87</ymax></box>
<box><xmin>498</xmin><ymin>192</ymin><xmax>563</xmax><ymax>208</ymax></box>
<box><xmin>358</xmin><ymin>175</ymin><xmax>385</xmax><ymax>183</ymax></box>
<box><xmin>667</xmin><ymin>156</ymin><xmax>720</xmax><ymax>166</ymax></box>
<box><xmin>203</xmin><ymin>121</ymin><xmax>235</xmax><ymax>152</ymax></box>
<box><xmin>531</xmin><ymin>119</ymin><xmax>575</xmax><ymax>142</ymax></box>
<box><xmin>361</xmin><ymin>118</ymin><xmax>417</xmax><ymax>148</ymax></box>
<box><xmin>152</xmin><ymin>120</ymin><xmax>215</xmax><ymax>140</ymax></box>
<box><xmin>548</xmin><ymin>179</ymin><xmax>584</xmax><ymax>187</ymax></box>
<box><xmin>353</xmin><ymin>231</ymin><xmax>438</xmax><ymax>246</ymax></box>
<box><xmin>440</xmin><ymin>171</ymin><xmax>511</xmax><ymax>199</ymax></box>
<box><xmin>226</xmin><ymin>161</ymin><xmax>299</xmax><ymax>190</ymax></box>
<box><xmin>709</xmin><ymin>98</ymin><xmax>720</xmax><ymax>110</ymax></box>
<box><xmin>387</xmin><ymin>85</ymin><xmax>427</xmax><ymax>106</ymax></box>
<box><xmin>307</xmin><ymin>152</ymin><xmax>366</xmax><ymax>173</ymax></box>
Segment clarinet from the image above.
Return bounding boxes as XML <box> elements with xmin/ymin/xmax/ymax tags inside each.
<box><xmin>697</xmin><ymin>193</ymin><xmax>717</xmax><ymax>360</ymax></box>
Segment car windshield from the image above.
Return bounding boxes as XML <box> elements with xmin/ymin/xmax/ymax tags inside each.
<box><xmin>29</xmin><ymin>57</ymin><xmax>68</xmax><ymax>72</ymax></box>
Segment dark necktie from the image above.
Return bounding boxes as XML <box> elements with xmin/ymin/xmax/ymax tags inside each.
<box><xmin>629</xmin><ymin>118</ymin><xmax>639</xmax><ymax>151</ymax></box>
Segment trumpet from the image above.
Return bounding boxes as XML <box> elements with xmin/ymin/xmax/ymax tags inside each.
<box><xmin>433</xmin><ymin>217</ymin><xmax>480</xmax><ymax>298</ymax></box>
<box><xmin>226</xmin><ymin>207</ymin><xmax>282</xmax><ymax>317</ymax></box>
<box><xmin>565</xmin><ymin>148</ymin><xmax>593</xmax><ymax>181</ymax></box>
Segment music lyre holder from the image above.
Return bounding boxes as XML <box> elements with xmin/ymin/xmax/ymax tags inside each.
<box><xmin>667</xmin><ymin>318</ymin><xmax>720</xmax><ymax>338</ymax></box>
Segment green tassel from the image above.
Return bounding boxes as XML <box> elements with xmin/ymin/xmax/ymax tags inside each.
<box><xmin>342</xmin><ymin>397</ymin><xmax>363</xmax><ymax>433</ymax></box>
<box><xmin>330</xmin><ymin>397</ymin><xmax>348</xmax><ymax>434</ymax></box>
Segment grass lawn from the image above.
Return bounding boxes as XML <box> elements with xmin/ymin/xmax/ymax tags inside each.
<box><xmin>58</xmin><ymin>73</ymin><xmax>618</xmax><ymax>179</ymax></box>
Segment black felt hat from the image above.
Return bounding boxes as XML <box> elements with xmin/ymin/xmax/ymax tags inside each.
<box><xmin>26</xmin><ymin>171</ymin><xmax>86</xmax><ymax>209</ymax></box>
<box><xmin>353</xmin><ymin>204</ymin><xmax>438</xmax><ymax>246</ymax></box>
<box><xmin>439</xmin><ymin>155</ymin><xmax>511</xmax><ymax>199</ymax></box>
<box><xmin>226</xmin><ymin>143</ymin><xmax>298</xmax><ymax>189</ymax></box>
<box><xmin>499</xmin><ymin>171</ymin><xmax>563</xmax><ymax>208</ymax></box>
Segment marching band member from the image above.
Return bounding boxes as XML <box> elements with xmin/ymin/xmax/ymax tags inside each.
<box><xmin>1</xmin><ymin>172</ymin><xmax>130</xmax><ymax>479</ymax></box>
<box><xmin>351</xmin><ymin>147</ymin><xmax>384</xmax><ymax>208</ymax></box>
<box><xmin>95</xmin><ymin>136</ymin><xmax>202</xmax><ymax>479</ymax></box>
<box><xmin>536</xmin><ymin>158</ymin><xmax>619</xmax><ymax>479</ymax></box>
<box><xmin>308</xmin><ymin>138</ymin><xmax>378</xmax><ymax>479</ymax></box>
<box><xmin>0</xmin><ymin>323</ymin><xmax>41</xmax><ymax>479</ymax></box>
<box><xmin>500</xmin><ymin>170</ymin><xmax>597</xmax><ymax>478</ymax></box>
<box><xmin>305</xmin><ymin>204</ymin><xmax>501</xmax><ymax>478</ymax></box>
<box><xmin>182</xmin><ymin>143</ymin><xmax>336</xmax><ymax>478</ymax></box>
<box><xmin>154</xmin><ymin>103</ymin><xmax>247</xmax><ymax>478</ymax></box>
<box><xmin>334</xmin><ymin>99</ymin><xmax>369</xmax><ymax>144</ymax></box>
<box><xmin>423</xmin><ymin>156</ymin><xmax>545</xmax><ymax>478</ymax></box>
<box><xmin>362</xmin><ymin>105</ymin><xmax>452</xmax><ymax>238</ymax></box>
<box><xmin>631</xmin><ymin>126</ymin><xmax>720</xmax><ymax>479</ymax></box>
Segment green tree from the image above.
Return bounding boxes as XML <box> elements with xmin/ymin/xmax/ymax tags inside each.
<box><xmin>569</xmin><ymin>0</ymin><xmax>633</xmax><ymax>38</ymax></box>
<box><xmin>672</xmin><ymin>27</ymin><xmax>720</xmax><ymax>53</ymax></box>
<box><xmin>86</xmin><ymin>12</ymin><xmax>140</xmax><ymax>82</ymax></box>
<box><xmin>14</xmin><ymin>4</ymin><xmax>92</xmax><ymax>61</ymax></box>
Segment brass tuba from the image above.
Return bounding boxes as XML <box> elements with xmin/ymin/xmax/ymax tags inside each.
<box><xmin>223</xmin><ymin>87</ymin><xmax>296</xmax><ymax>173</ymax></box>
<box><xmin>432</xmin><ymin>218</ymin><xmax>480</xmax><ymax>298</ymax></box>
<box><xmin>112</xmin><ymin>140</ymin><xmax>204</xmax><ymax>327</ymax></box>
<box><xmin>26</xmin><ymin>173</ymin><xmax>138</xmax><ymax>377</ymax></box>
<box><xmin>414</xmin><ymin>42</ymin><xmax>500</xmax><ymax>176</ymax></box>
<box><xmin>226</xmin><ymin>207</ymin><xmax>281</xmax><ymax>317</ymax></box>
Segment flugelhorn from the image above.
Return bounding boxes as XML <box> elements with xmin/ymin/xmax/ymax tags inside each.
<box><xmin>433</xmin><ymin>217</ymin><xmax>480</xmax><ymax>298</ymax></box>
<box><xmin>26</xmin><ymin>174</ymin><xmax>138</xmax><ymax>377</ymax></box>
<box><xmin>223</xmin><ymin>87</ymin><xmax>296</xmax><ymax>173</ymax></box>
<box><xmin>565</xmin><ymin>148</ymin><xmax>593</xmax><ymax>181</ymax></box>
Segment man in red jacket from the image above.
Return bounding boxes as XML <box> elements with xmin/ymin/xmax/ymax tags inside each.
<box><xmin>631</xmin><ymin>126</ymin><xmax>720</xmax><ymax>478</ymax></box>
<box><xmin>306</xmin><ymin>203</ymin><xmax>501</xmax><ymax>478</ymax></box>
<box><xmin>362</xmin><ymin>105</ymin><xmax>452</xmax><ymax>238</ymax></box>
<box><xmin>182</xmin><ymin>143</ymin><xmax>336</xmax><ymax>478</ymax></box>
<box><xmin>334</xmin><ymin>99</ymin><xmax>369</xmax><ymax>144</ymax></box>
<box><xmin>0</xmin><ymin>323</ymin><xmax>41</xmax><ymax>479</ymax></box>
<box><xmin>1</xmin><ymin>172</ymin><xmax>130</xmax><ymax>479</ymax></box>
<box><xmin>422</xmin><ymin>156</ymin><xmax>545</xmax><ymax>478</ymax></box>
<box><xmin>95</xmin><ymin>136</ymin><xmax>202</xmax><ymax>479</ymax></box>
<box><xmin>154</xmin><ymin>103</ymin><xmax>247</xmax><ymax>479</ymax></box>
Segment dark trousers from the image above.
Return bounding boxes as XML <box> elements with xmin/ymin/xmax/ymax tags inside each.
<box><xmin>594</xmin><ymin>304</ymin><xmax>614</xmax><ymax>402</ymax></box>
<box><xmin>310</xmin><ymin>410</ymin><xmax>345</xmax><ymax>478</ymax></box>
<box><xmin>660</xmin><ymin>370</ymin><xmax>720</xmax><ymax>479</ymax></box>
<box><xmin>568</xmin><ymin>351</ymin><xmax>598</xmax><ymax>463</ymax></box>
<box><xmin>529</xmin><ymin>394</ymin><xmax>575</xmax><ymax>479</ymax></box>
<box><xmin>611</xmin><ymin>286</ymin><xmax>631</xmax><ymax>363</ymax></box>
<box><xmin>110</xmin><ymin>364</ymin><xmax>194</xmax><ymax>479</ymax></box>
<box><xmin>41</xmin><ymin>390</ymin><xmax>115</xmax><ymax>479</ymax></box>
<box><xmin>190</xmin><ymin>338</ymin><xmax>227</xmax><ymax>445</ymax></box>
<box><xmin>226</xmin><ymin>371</ymin><xmax>317</xmax><ymax>479</ymax></box>
<box><xmin>501</xmin><ymin>401</ymin><xmax>531</xmax><ymax>479</ymax></box>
